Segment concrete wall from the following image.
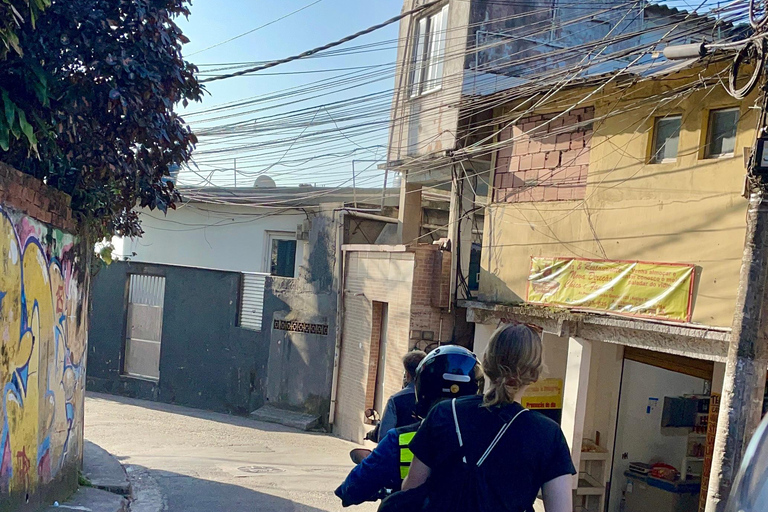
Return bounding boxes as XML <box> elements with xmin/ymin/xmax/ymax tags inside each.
<box><xmin>0</xmin><ymin>164</ymin><xmax>87</xmax><ymax>512</ymax></box>
<box><xmin>264</xmin><ymin>212</ymin><xmax>339</xmax><ymax>421</ymax></box>
<box><xmin>93</xmin><ymin>209</ymin><xmax>342</xmax><ymax>424</ymax></box>
<box><xmin>480</xmin><ymin>70</ymin><xmax>755</xmax><ymax>327</ymax></box>
<box><xmin>87</xmin><ymin>261</ymin><xmax>268</xmax><ymax>415</ymax></box>
<box><xmin>113</xmin><ymin>203</ymin><xmax>306</xmax><ymax>274</ymax></box>
<box><xmin>335</xmin><ymin>245</ymin><xmax>454</xmax><ymax>442</ymax></box>
<box><xmin>388</xmin><ymin>0</ymin><xmax>470</xmax><ymax>160</ymax></box>
<box><xmin>335</xmin><ymin>249</ymin><xmax>416</xmax><ymax>443</ymax></box>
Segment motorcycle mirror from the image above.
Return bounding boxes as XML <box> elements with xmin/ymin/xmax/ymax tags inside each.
<box><xmin>350</xmin><ymin>448</ymin><xmax>372</xmax><ymax>464</ymax></box>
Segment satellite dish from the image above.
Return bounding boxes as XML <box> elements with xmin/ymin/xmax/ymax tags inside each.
<box><xmin>254</xmin><ymin>175</ymin><xmax>276</xmax><ymax>188</ymax></box>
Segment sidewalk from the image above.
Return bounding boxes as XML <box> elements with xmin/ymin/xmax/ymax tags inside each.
<box><xmin>42</xmin><ymin>440</ymin><xmax>159</xmax><ymax>512</ymax></box>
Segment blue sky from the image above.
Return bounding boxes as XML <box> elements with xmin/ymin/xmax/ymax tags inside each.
<box><xmin>175</xmin><ymin>0</ymin><xmax>404</xmax><ymax>188</ymax></box>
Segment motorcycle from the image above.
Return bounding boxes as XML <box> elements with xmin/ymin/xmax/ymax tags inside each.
<box><xmin>347</xmin><ymin>408</ymin><xmax>394</xmax><ymax>500</ymax></box>
<box><xmin>363</xmin><ymin>407</ymin><xmax>381</xmax><ymax>443</ymax></box>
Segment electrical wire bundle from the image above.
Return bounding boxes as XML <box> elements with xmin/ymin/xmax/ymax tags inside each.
<box><xmin>150</xmin><ymin>0</ymin><xmax>756</xmax><ymax>241</ymax></box>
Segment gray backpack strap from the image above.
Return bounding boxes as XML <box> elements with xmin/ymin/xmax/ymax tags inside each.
<box><xmin>477</xmin><ymin>408</ymin><xmax>528</xmax><ymax>467</ymax></box>
<box><xmin>451</xmin><ymin>398</ymin><xmax>467</xmax><ymax>463</ymax></box>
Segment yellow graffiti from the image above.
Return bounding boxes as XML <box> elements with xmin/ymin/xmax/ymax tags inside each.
<box><xmin>0</xmin><ymin>208</ymin><xmax>86</xmax><ymax>495</ymax></box>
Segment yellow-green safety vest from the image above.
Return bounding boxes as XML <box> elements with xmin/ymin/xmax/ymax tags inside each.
<box><xmin>398</xmin><ymin>431</ymin><xmax>416</xmax><ymax>479</ymax></box>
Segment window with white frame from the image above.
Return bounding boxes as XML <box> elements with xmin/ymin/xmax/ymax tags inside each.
<box><xmin>651</xmin><ymin>115</ymin><xmax>681</xmax><ymax>163</ymax></box>
<box><xmin>705</xmin><ymin>108</ymin><xmax>739</xmax><ymax>158</ymax></box>
<box><xmin>265</xmin><ymin>232</ymin><xmax>298</xmax><ymax>278</ymax></box>
<box><xmin>410</xmin><ymin>5</ymin><xmax>449</xmax><ymax>97</ymax></box>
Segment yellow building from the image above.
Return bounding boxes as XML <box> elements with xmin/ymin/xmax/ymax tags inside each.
<box><xmin>463</xmin><ymin>60</ymin><xmax>755</xmax><ymax>512</ymax></box>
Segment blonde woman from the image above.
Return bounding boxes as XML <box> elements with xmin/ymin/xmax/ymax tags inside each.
<box><xmin>401</xmin><ymin>324</ymin><xmax>574</xmax><ymax>512</ymax></box>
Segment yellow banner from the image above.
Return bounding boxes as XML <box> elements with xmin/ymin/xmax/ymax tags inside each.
<box><xmin>522</xmin><ymin>378</ymin><xmax>563</xmax><ymax>410</ymax></box>
<box><xmin>527</xmin><ymin>257</ymin><xmax>695</xmax><ymax>322</ymax></box>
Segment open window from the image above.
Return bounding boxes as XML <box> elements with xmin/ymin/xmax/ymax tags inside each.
<box><xmin>266</xmin><ymin>232</ymin><xmax>298</xmax><ymax>278</ymax></box>
<box><xmin>410</xmin><ymin>4</ymin><xmax>449</xmax><ymax>97</ymax></box>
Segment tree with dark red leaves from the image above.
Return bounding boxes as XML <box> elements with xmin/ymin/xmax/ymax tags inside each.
<box><xmin>0</xmin><ymin>0</ymin><xmax>203</xmax><ymax>238</ymax></box>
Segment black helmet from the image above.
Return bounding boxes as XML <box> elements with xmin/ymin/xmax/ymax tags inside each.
<box><xmin>414</xmin><ymin>345</ymin><xmax>481</xmax><ymax>418</ymax></box>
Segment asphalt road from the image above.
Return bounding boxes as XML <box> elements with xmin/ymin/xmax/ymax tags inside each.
<box><xmin>85</xmin><ymin>393</ymin><xmax>378</xmax><ymax>512</ymax></box>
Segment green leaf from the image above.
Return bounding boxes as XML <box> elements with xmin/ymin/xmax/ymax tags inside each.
<box><xmin>2</xmin><ymin>89</ymin><xmax>15</xmax><ymax>126</ymax></box>
<box><xmin>17</xmin><ymin>109</ymin><xmax>38</xmax><ymax>153</ymax></box>
<box><xmin>0</xmin><ymin>125</ymin><xmax>9</xmax><ymax>152</ymax></box>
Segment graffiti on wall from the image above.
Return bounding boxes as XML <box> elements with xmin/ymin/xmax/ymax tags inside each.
<box><xmin>0</xmin><ymin>206</ymin><xmax>87</xmax><ymax>496</ymax></box>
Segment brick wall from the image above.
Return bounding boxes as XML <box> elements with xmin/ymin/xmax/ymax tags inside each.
<box><xmin>0</xmin><ymin>162</ymin><xmax>75</xmax><ymax>231</ymax></box>
<box><xmin>493</xmin><ymin>107</ymin><xmax>594</xmax><ymax>203</ymax></box>
<box><xmin>410</xmin><ymin>245</ymin><xmax>454</xmax><ymax>351</ymax></box>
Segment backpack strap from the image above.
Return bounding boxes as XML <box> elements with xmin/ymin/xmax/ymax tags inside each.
<box><xmin>477</xmin><ymin>407</ymin><xmax>527</xmax><ymax>467</ymax></box>
<box><xmin>451</xmin><ymin>398</ymin><xmax>468</xmax><ymax>463</ymax></box>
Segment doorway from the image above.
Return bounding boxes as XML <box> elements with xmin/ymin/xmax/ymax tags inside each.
<box><xmin>608</xmin><ymin>352</ymin><xmax>711</xmax><ymax>512</ymax></box>
<box><xmin>365</xmin><ymin>301</ymin><xmax>389</xmax><ymax>418</ymax></box>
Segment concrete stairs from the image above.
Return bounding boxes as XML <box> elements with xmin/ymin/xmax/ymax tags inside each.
<box><xmin>250</xmin><ymin>404</ymin><xmax>321</xmax><ymax>431</ymax></box>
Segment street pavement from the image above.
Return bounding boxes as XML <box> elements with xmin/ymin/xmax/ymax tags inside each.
<box><xmin>85</xmin><ymin>393</ymin><xmax>378</xmax><ymax>512</ymax></box>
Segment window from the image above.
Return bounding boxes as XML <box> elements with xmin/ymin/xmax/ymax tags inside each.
<box><xmin>706</xmin><ymin>108</ymin><xmax>739</xmax><ymax>158</ymax></box>
<box><xmin>410</xmin><ymin>5</ymin><xmax>449</xmax><ymax>97</ymax></box>
<box><xmin>123</xmin><ymin>274</ymin><xmax>165</xmax><ymax>381</ymax></box>
<box><xmin>266</xmin><ymin>232</ymin><xmax>297</xmax><ymax>278</ymax></box>
<box><xmin>651</xmin><ymin>115</ymin><xmax>681</xmax><ymax>163</ymax></box>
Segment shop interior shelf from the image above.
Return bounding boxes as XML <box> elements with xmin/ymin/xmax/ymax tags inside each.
<box><xmin>580</xmin><ymin>450</ymin><xmax>609</xmax><ymax>461</ymax></box>
<box><xmin>576</xmin><ymin>473</ymin><xmax>605</xmax><ymax>495</ymax></box>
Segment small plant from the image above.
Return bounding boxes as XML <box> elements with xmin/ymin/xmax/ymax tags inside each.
<box><xmin>78</xmin><ymin>471</ymin><xmax>92</xmax><ymax>487</ymax></box>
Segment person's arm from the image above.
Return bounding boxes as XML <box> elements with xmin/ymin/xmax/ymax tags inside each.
<box><xmin>401</xmin><ymin>455</ymin><xmax>431</xmax><ymax>490</ymax></box>
<box><xmin>378</xmin><ymin>397</ymin><xmax>397</xmax><ymax>442</ymax></box>
<box><xmin>541</xmin><ymin>474</ymin><xmax>572</xmax><ymax>512</ymax></box>
<box><xmin>335</xmin><ymin>430</ymin><xmax>401</xmax><ymax>506</ymax></box>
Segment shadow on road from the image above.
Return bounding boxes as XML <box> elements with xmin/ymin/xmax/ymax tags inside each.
<box><xmin>87</xmin><ymin>392</ymin><xmax>327</xmax><ymax>436</ymax></box>
<box><xmin>130</xmin><ymin>464</ymin><xmax>334</xmax><ymax>512</ymax></box>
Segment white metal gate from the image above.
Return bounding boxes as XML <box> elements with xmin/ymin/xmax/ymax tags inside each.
<box><xmin>240</xmin><ymin>272</ymin><xmax>267</xmax><ymax>331</ymax></box>
<box><xmin>124</xmin><ymin>274</ymin><xmax>166</xmax><ymax>380</ymax></box>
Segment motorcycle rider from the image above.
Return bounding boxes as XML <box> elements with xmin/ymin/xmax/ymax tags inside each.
<box><xmin>334</xmin><ymin>345</ymin><xmax>482</xmax><ymax>507</ymax></box>
<box><xmin>376</xmin><ymin>350</ymin><xmax>427</xmax><ymax>442</ymax></box>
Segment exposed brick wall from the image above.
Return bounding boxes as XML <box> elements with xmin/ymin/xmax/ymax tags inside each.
<box><xmin>0</xmin><ymin>162</ymin><xmax>75</xmax><ymax>231</ymax></box>
<box><xmin>493</xmin><ymin>107</ymin><xmax>594</xmax><ymax>203</ymax></box>
<box><xmin>410</xmin><ymin>245</ymin><xmax>454</xmax><ymax>351</ymax></box>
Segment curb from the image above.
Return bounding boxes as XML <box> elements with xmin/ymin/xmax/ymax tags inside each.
<box><xmin>125</xmin><ymin>465</ymin><xmax>166</xmax><ymax>512</ymax></box>
<box><xmin>83</xmin><ymin>440</ymin><xmax>131</xmax><ymax>497</ymax></box>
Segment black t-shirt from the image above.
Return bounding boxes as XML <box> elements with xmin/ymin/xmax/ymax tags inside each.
<box><xmin>409</xmin><ymin>395</ymin><xmax>576</xmax><ymax>512</ymax></box>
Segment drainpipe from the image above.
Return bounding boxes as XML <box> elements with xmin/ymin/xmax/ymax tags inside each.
<box><xmin>329</xmin><ymin>209</ymin><xmax>346</xmax><ymax>426</ymax></box>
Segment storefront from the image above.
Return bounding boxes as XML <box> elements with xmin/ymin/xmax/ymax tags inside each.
<box><xmin>465</xmin><ymin>301</ymin><xmax>732</xmax><ymax>512</ymax></box>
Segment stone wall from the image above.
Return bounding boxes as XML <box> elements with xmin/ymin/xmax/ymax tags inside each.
<box><xmin>0</xmin><ymin>163</ymin><xmax>87</xmax><ymax>512</ymax></box>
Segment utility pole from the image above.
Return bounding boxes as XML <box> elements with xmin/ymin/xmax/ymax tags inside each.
<box><xmin>705</xmin><ymin>43</ymin><xmax>768</xmax><ymax>512</ymax></box>
<box><xmin>234</xmin><ymin>158</ymin><xmax>237</xmax><ymax>187</ymax></box>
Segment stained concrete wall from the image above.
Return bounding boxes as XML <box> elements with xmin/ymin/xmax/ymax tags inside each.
<box><xmin>0</xmin><ymin>164</ymin><xmax>87</xmax><ymax>512</ymax></box>
<box><xmin>264</xmin><ymin>211</ymin><xmax>339</xmax><ymax>423</ymax></box>
<box><xmin>90</xmin><ymin>209</ymin><xmax>343</xmax><ymax>426</ymax></box>
<box><xmin>335</xmin><ymin>245</ymin><xmax>455</xmax><ymax>442</ymax></box>
<box><xmin>388</xmin><ymin>0</ymin><xmax>471</xmax><ymax>160</ymax></box>
<box><xmin>87</xmin><ymin>261</ymin><xmax>268</xmax><ymax>415</ymax></box>
<box><xmin>480</xmin><ymin>68</ymin><xmax>755</xmax><ymax>328</ymax></box>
